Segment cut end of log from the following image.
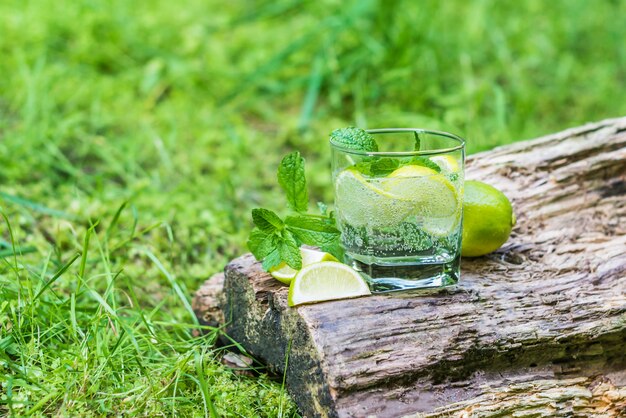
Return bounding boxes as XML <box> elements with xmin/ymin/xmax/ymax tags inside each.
<box><xmin>192</xmin><ymin>272</ymin><xmax>225</xmax><ymax>329</ymax></box>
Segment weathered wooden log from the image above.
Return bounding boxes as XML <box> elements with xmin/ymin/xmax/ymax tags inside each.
<box><xmin>194</xmin><ymin>117</ymin><xmax>626</xmax><ymax>417</ymax></box>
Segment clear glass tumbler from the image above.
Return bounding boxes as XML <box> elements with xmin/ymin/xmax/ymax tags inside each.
<box><xmin>331</xmin><ymin>129</ymin><xmax>465</xmax><ymax>293</ymax></box>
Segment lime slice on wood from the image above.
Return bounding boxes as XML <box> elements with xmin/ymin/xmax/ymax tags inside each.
<box><xmin>270</xmin><ymin>248</ymin><xmax>338</xmax><ymax>285</ymax></box>
<box><xmin>287</xmin><ymin>262</ymin><xmax>371</xmax><ymax>307</ymax></box>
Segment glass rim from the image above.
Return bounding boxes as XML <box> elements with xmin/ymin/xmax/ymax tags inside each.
<box><xmin>329</xmin><ymin>128</ymin><xmax>465</xmax><ymax>157</ymax></box>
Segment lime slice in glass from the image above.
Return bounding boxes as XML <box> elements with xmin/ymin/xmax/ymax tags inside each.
<box><xmin>288</xmin><ymin>261</ymin><xmax>371</xmax><ymax>307</ymax></box>
<box><xmin>334</xmin><ymin>168</ymin><xmax>415</xmax><ymax>228</ymax></box>
<box><xmin>270</xmin><ymin>248</ymin><xmax>338</xmax><ymax>285</ymax></box>
<box><xmin>383</xmin><ymin>165</ymin><xmax>461</xmax><ymax>236</ymax></box>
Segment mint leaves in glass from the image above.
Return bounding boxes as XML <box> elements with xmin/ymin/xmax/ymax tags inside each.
<box><xmin>330</xmin><ymin>128</ymin><xmax>465</xmax><ymax>292</ymax></box>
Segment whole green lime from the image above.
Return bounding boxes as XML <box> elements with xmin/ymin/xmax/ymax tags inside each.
<box><xmin>462</xmin><ymin>180</ymin><xmax>516</xmax><ymax>257</ymax></box>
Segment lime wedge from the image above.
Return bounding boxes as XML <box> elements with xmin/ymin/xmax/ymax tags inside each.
<box><xmin>270</xmin><ymin>248</ymin><xmax>338</xmax><ymax>285</ymax></box>
<box><xmin>430</xmin><ymin>155</ymin><xmax>460</xmax><ymax>173</ymax></box>
<box><xmin>288</xmin><ymin>261</ymin><xmax>371</xmax><ymax>307</ymax></box>
<box><xmin>383</xmin><ymin>165</ymin><xmax>461</xmax><ymax>236</ymax></box>
<box><xmin>334</xmin><ymin>168</ymin><xmax>415</xmax><ymax>227</ymax></box>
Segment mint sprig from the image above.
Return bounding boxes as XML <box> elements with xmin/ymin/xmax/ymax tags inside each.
<box><xmin>247</xmin><ymin>152</ymin><xmax>343</xmax><ymax>271</ymax></box>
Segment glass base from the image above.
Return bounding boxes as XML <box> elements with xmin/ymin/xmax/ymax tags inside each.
<box><xmin>346</xmin><ymin>252</ymin><xmax>460</xmax><ymax>293</ymax></box>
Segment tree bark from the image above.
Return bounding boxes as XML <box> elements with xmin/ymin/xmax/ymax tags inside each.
<box><xmin>194</xmin><ymin>117</ymin><xmax>626</xmax><ymax>418</ymax></box>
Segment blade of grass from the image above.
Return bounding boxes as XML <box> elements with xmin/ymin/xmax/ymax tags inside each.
<box><xmin>110</xmin><ymin>221</ymin><xmax>162</xmax><ymax>252</ymax></box>
<box><xmin>219</xmin><ymin>31</ymin><xmax>315</xmax><ymax>105</ymax></box>
<box><xmin>24</xmin><ymin>390</ymin><xmax>58</xmax><ymax>416</ymax></box>
<box><xmin>33</xmin><ymin>253</ymin><xmax>80</xmax><ymax>301</ymax></box>
<box><xmin>297</xmin><ymin>54</ymin><xmax>324</xmax><ymax>131</ymax></box>
<box><xmin>0</xmin><ymin>245</ymin><xmax>37</xmax><ymax>258</ymax></box>
<box><xmin>70</xmin><ymin>292</ymin><xmax>85</xmax><ymax>339</ymax></box>
<box><xmin>79</xmin><ymin>221</ymin><xmax>99</xmax><ymax>279</ymax></box>
<box><xmin>105</xmin><ymin>201</ymin><xmax>128</xmax><ymax>243</ymax></box>
<box><xmin>193</xmin><ymin>349</ymin><xmax>221</xmax><ymax>418</ymax></box>
<box><xmin>0</xmin><ymin>210</ymin><xmax>20</xmax><ymax>274</ymax></box>
<box><xmin>0</xmin><ymin>192</ymin><xmax>78</xmax><ymax>220</ymax></box>
<box><xmin>144</xmin><ymin>249</ymin><xmax>199</xmax><ymax>326</ymax></box>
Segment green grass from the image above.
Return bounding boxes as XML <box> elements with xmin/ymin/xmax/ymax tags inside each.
<box><xmin>1</xmin><ymin>0</ymin><xmax>625</xmax><ymax>416</ymax></box>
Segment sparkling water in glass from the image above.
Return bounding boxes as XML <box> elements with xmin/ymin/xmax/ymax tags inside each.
<box><xmin>331</xmin><ymin>129</ymin><xmax>465</xmax><ymax>293</ymax></box>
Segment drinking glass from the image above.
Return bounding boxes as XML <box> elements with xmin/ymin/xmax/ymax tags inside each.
<box><xmin>331</xmin><ymin>129</ymin><xmax>465</xmax><ymax>292</ymax></box>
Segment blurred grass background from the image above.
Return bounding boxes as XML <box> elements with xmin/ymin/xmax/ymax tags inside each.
<box><xmin>1</xmin><ymin>0</ymin><xmax>625</xmax><ymax>416</ymax></box>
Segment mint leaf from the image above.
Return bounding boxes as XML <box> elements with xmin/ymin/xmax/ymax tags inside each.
<box><xmin>252</xmin><ymin>208</ymin><xmax>284</xmax><ymax>233</ymax></box>
<box><xmin>371</xmin><ymin>158</ymin><xmax>400</xmax><ymax>174</ymax></box>
<box><xmin>330</xmin><ymin>127</ymin><xmax>378</xmax><ymax>152</ymax></box>
<box><xmin>355</xmin><ymin>158</ymin><xmax>401</xmax><ymax>177</ymax></box>
<box><xmin>278</xmin><ymin>230</ymin><xmax>301</xmax><ymax>269</ymax></box>
<box><xmin>354</xmin><ymin>156</ymin><xmax>441</xmax><ymax>177</ymax></box>
<box><xmin>410</xmin><ymin>156</ymin><xmax>441</xmax><ymax>172</ymax></box>
<box><xmin>261</xmin><ymin>248</ymin><xmax>282</xmax><ymax>271</ymax></box>
<box><xmin>277</xmin><ymin>152</ymin><xmax>308</xmax><ymax>212</ymax></box>
<box><xmin>247</xmin><ymin>228</ymin><xmax>276</xmax><ymax>259</ymax></box>
<box><xmin>320</xmin><ymin>240</ymin><xmax>345</xmax><ymax>261</ymax></box>
<box><xmin>285</xmin><ymin>215</ymin><xmax>343</xmax><ymax>260</ymax></box>
<box><xmin>285</xmin><ymin>215</ymin><xmax>340</xmax><ymax>241</ymax></box>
